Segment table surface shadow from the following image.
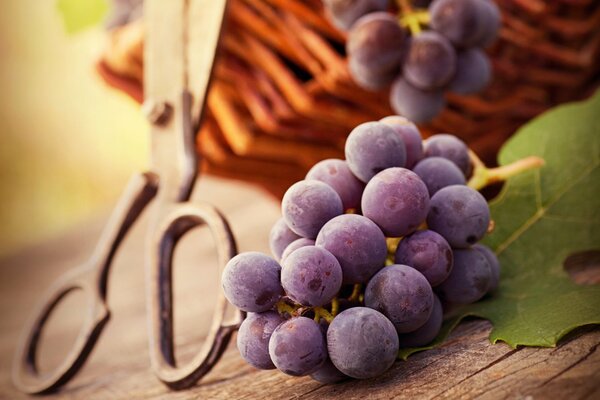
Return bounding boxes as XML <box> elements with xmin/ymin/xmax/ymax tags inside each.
<box><xmin>0</xmin><ymin>176</ymin><xmax>598</xmax><ymax>400</ymax></box>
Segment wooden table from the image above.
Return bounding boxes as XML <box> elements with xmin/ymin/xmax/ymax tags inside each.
<box><xmin>0</xmin><ymin>176</ymin><xmax>598</xmax><ymax>399</ymax></box>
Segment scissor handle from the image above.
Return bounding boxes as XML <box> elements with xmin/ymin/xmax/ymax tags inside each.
<box><xmin>146</xmin><ymin>202</ymin><xmax>243</xmax><ymax>389</ymax></box>
<box><xmin>12</xmin><ymin>173</ymin><xmax>158</xmax><ymax>394</ymax></box>
<box><xmin>12</xmin><ymin>267</ymin><xmax>110</xmax><ymax>394</ymax></box>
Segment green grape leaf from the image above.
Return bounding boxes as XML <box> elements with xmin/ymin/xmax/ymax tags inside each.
<box><xmin>400</xmin><ymin>91</ymin><xmax>600</xmax><ymax>359</ymax></box>
<box><xmin>56</xmin><ymin>0</ymin><xmax>109</xmax><ymax>34</ymax></box>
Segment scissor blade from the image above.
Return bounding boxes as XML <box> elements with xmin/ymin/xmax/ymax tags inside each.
<box><xmin>144</xmin><ymin>0</ymin><xmax>228</xmax><ymax>201</ymax></box>
<box><xmin>186</xmin><ymin>0</ymin><xmax>229</xmax><ymax>127</ymax></box>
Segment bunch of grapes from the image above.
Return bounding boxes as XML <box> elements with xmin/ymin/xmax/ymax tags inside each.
<box><xmin>221</xmin><ymin>116</ymin><xmax>500</xmax><ymax>382</ymax></box>
<box><xmin>323</xmin><ymin>0</ymin><xmax>501</xmax><ymax>123</ymax></box>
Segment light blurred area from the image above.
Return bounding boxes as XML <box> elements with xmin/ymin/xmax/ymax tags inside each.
<box><xmin>0</xmin><ymin>0</ymin><xmax>148</xmax><ymax>256</ymax></box>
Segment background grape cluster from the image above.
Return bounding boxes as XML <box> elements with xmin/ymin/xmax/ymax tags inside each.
<box><xmin>221</xmin><ymin>116</ymin><xmax>500</xmax><ymax>382</ymax></box>
<box><xmin>323</xmin><ymin>0</ymin><xmax>500</xmax><ymax>123</ymax></box>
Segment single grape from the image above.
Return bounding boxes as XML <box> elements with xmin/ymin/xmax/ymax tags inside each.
<box><xmin>269</xmin><ymin>317</ymin><xmax>327</xmax><ymax>376</ymax></box>
<box><xmin>306</xmin><ymin>158</ymin><xmax>364</xmax><ymax>211</ymax></box>
<box><xmin>280</xmin><ymin>238</ymin><xmax>315</xmax><ymax>263</ymax></box>
<box><xmin>345</xmin><ymin>121</ymin><xmax>407</xmax><ymax>183</ymax></box>
<box><xmin>412</xmin><ymin>156</ymin><xmax>466</xmax><ymax>196</ymax></box>
<box><xmin>281</xmin><ymin>246</ymin><xmax>343</xmax><ymax>307</ymax></box>
<box><xmin>379</xmin><ymin>115</ymin><xmax>424</xmax><ymax>169</ymax></box>
<box><xmin>237</xmin><ymin>311</ymin><xmax>286</xmax><ymax>370</ymax></box>
<box><xmin>310</xmin><ymin>359</ymin><xmax>349</xmax><ymax>384</ymax></box>
<box><xmin>269</xmin><ymin>217</ymin><xmax>301</xmax><ymax>261</ymax></box>
<box><xmin>398</xmin><ymin>294</ymin><xmax>443</xmax><ymax>347</ymax></box>
<box><xmin>427</xmin><ymin>185</ymin><xmax>490</xmax><ymax>248</ymax></box>
<box><xmin>423</xmin><ymin>133</ymin><xmax>471</xmax><ymax>176</ymax></box>
<box><xmin>361</xmin><ymin>168</ymin><xmax>430</xmax><ymax>237</ymax></box>
<box><xmin>429</xmin><ymin>0</ymin><xmax>491</xmax><ymax>48</ymax></box>
<box><xmin>327</xmin><ymin>307</ymin><xmax>399</xmax><ymax>379</ymax></box>
<box><xmin>390</xmin><ymin>77</ymin><xmax>446</xmax><ymax>123</ymax></box>
<box><xmin>473</xmin><ymin>243</ymin><xmax>500</xmax><ymax>293</ymax></box>
<box><xmin>347</xmin><ymin>12</ymin><xmax>407</xmax><ymax>90</ymax></box>
<box><xmin>449</xmin><ymin>48</ymin><xmax>491</xmax><ymax>95</ymax></box>
<box><xmin>436</xmin><ymin>248</ymin><xmax>492</xmax><ymax>304</ymax></box>
<box><xmin>395</xmin><ymin>230</ymin><xmax>453</xmax><ymax>287</ymax></box>
<box><xmin>222</xmin><ymin>252</ymin><xmax>283</xmax><ymax>313</ymax></box>
<box><xmin>282</xmin><ymin>180</ymin><xmax>343</xmax><ymax>239</ymax></box>
<box><xmin>316</xmin><ymin>214</ymin><xmax>388</xmax><ymax>284</ymax></box>
<box><xmin>403</xmin><ymin>31</ymin><xmax>457</xmax><ymax>90</ymax></box>
<box><xmin>322</xmin><ymin>0</ymin><xmax>388</xmax><ymax>31</ymax></box>
<box><xmin>365</xmin><ymin>264</ymin><xmax>434</xmax><ymax>333</ymax></box>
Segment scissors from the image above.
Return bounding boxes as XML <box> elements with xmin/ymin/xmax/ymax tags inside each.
<box><xmin>12</xmin><ymin>0</ymin><xmax>244</xmax><ymax>394</ymax></box>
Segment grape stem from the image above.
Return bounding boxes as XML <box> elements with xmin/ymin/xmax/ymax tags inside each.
<box><xmin>277</xmin><ymin>298</ymin><xmax>339</xmax><ymax>322</ymax></box>
<box><xmin>386</xmin><ymin>237</ymin><xmax>402</xmax><ymax>255</ymax></box>
<box><xmin>348</xmin><ymin>284</ymin><xmax>362</xmax><ymax>302</ymax></box>
<box><xmin>467</xmin><ymin>150</ymin><xmax>545</xmax><ymax>190</ymax></box>
<box><xmin>313</xmin><ymin>306</ymin><xmax>334</xmax><ymax>323</ymax></box>
<box><xmin>276</xmin><ymin>299</ymin><xmax>299</xmax><ymax>316</ymax></box>
<box><xmin>331</xmin><ymin>297</ymin><xmax>339</xmax><ymax>317</ymax></box>
<box><xmin>396</xmin><ymin>0</ymin><xmax>430</xmax><ymax>36</ymax></box>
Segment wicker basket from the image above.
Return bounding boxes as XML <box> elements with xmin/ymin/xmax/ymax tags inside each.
<box><xmin>98</xmin><ymin>0</ymin><xmax>600</xmax><ymax>198</ymax></box>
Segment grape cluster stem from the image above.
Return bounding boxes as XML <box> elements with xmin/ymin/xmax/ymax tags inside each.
<box><xmin>467</xmin><ymin>150</ymin><xmax>545</xmax><ymax>190</ymax></box>
<box><xmin>396</xmin><ymin>0</ymin><xmax>430</xmax><ymax>36</ymax></box>
<box><xmin>276</xmin><ymin>297</ymin><xmax>339</xmax><ymax>324</ymax></box>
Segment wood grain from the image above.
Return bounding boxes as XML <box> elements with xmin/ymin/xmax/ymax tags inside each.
<box><xmin>0</xmin><ymin>176</ymin><xmax>598</xmax><ymax>399</ymax></box>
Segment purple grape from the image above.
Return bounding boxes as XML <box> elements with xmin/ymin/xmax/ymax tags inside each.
<box><xmin>395</xmin><ymin>230</ymin><xmax>453</xmax><ymax>287</ymax></box>
<box><xmin>423</xmin><ymin>134</ymin><xmax>471</xmax><ymax>176</ymax></box>
<box><xmin>323</xmin><ymin>0</ymin><xmax>388</xmax><ymax>31</ymax></box>
<box><xmin>280</xmin><ymin>238</ymin><xmax>315</xmax><ymax>263</ymax></box>
<box><xmin>365</xmin><ymin>264</ymin><xmax>434</xmax><ymax>333</ymax></box>
<box><xmin>413</xmin><ymin>157</ymin><xmax>466</xmax><ymax>196</ymax></box>
<box><xmin>403</xmin><ymin>31</ymin><xmax>457</xmax><ymax>90</ymax></box>
<box><xmin>316</xmin><ymin>214</ymin><xmax>387</xmax><ymax>284</ymax></box>
<box><xmin>310</xmin><ymin>359</ymin><xmax>349</xmax><ymax>384</ymax></box>
<box><xmin>436</xmin><ymin>248</ymin><xmax>492</xmax><ymax>304</ymax></box>
<box><xmin>344</xmin><ymin>121</ymin><xmax>407</xmax><ymax>183</ymax></box>
<box><xmin>269</xmin><ymin>217</ymin><xmax>301</xmax><ymax>261</ymax></box>
<box><xmin>222</xmin><ymin>252</ymin><xmax>283</xmax><ymax>312</ymax></box>
<box><xmin>473</xmin><ymin>243</ymin><xmax>500</xmax><ymax>293</ymax></box>
<box><xmin>237</xmin><ymin>311</ymin><xmax>286</xmax><ymax>370</ymax></box>
<box><xmin>361</xmin><ymin>168</ymin><xmax>430</xmax><ymax>237</ymax></box>
<box><xmin>390</xmin><ymin>77</ymin><xmax>446</xmax><ymax>123</ymax></box>
<box><xmin>427</xmin><ymin>185</ymin><xmax>490</xmax><ymax>248</ymax></box>
<box><xmin>269</xmin><ymin>317</ymin><xmax>327</xmax><ymax>376</ymax></box>
<box><xmin>429</xmin><ymin>0</ymin><xmax>493</xmax><ymax>48</ymax></box>
<box><xmin>398</xmin><ymin>294</ymin><xmax>443</xmax><ymax>347</ymax></box>
<box><xmin>347</xmin><ymin>12</ymin><xmax>407</xmax><ymax>90</ymax></box>
<box><xmin>379</xmin><ymin>115</ymin><xmax>424</xmax><ymax>169</ymax></box>
<box><xmin>281</xmin><ymin>246</ymin><xmax>343</xmax><ymax>307</ymax></box>
<box><xmin>327</xmin><ymin>307</ymin><xmax>399</xmax><ymax>379</ymax></box>
<box><xmin>450</xmin><ymin>48</ymin><xmax>492</xmax><ymax>95</ymax></box>
<box><xmin>306</xmin><ymin>159</ymin><xmax>364</xmax><ymax>211</ymax></box>
<box><xmin>282</xmin><ymin>180</ymin><xmax>343</xmax><ymax>239</ymax></box>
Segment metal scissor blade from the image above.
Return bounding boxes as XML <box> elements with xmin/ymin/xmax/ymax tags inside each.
<box><xmin>144</xmin><ymin>0</ymin><xmax>228</xmax><ymax>202</ymax></box>
<box><xmin>186</xmin><ymin>0</ymin><xmax>229</xmax><ymax>128</ymax></box>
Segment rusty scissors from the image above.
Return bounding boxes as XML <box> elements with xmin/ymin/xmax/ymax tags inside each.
<box><xmin>12</xmin><ymin>0</ymin><xmax>244</xmax><ymax>394</ymax></box>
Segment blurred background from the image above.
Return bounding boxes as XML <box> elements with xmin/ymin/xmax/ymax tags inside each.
<box><xmin>0</xmin><ymin>0</ymin><xmax>147</xmax><ymax>256</ymax></box>
<box><xmin>2</xmin><ymin>0</ymin><xmax>598</xmax><ymax>256</ymax></box>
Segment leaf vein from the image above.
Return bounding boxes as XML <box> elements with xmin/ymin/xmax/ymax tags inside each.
<box><xmin>496</xmin><ymin>160</ymin><xmax>599</xmax><ymax>255</ymax></box>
